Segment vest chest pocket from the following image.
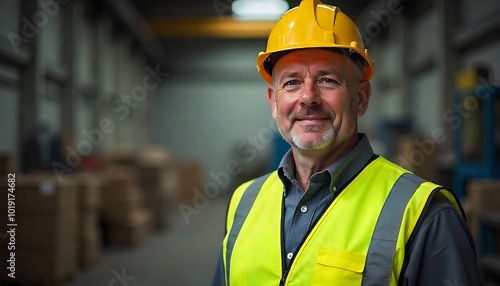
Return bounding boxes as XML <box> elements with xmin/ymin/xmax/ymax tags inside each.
<box><xmin>311</xmin><ymin>246</ymin><xmax>366</xmax><ymax>285</ymax></box>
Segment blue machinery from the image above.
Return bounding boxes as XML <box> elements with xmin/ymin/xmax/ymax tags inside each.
<box><xmin>453</xmin><ymin>85</ymin><xmax>500</xmax><ymax>199</ymax></box>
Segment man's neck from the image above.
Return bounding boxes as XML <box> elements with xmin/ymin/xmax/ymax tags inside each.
<box><xmin>292</xmin><ymin>134</ymin><xmax>359</xmax><ymax>191</ymax></box>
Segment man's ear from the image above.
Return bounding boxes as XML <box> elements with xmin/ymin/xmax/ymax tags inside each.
<box><xmin>267</xmin><ymin>86</ymin><xmax>277</xmax><ymax>119</ymax></box>
<box><xmin>356</xmin><ymin>80</ymin><xmax>371</xmax><ymax>116</ymax></box>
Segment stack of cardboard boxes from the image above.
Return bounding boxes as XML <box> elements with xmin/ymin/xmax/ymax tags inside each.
<box><xmin>465</xmin><ymin>179</ymin><xmax>500</xmax><ymax>249</ymax></box>
<box><xmin>394</xmin><ymin>135</ymin><xmax>437</xmax><ymax>182</ymax></box>
<box><xmin>72</xmin><ymin>172</ymin><xmax>102</xmax><ymax>268</ymax></box>
<box><xmin>100</xmin><ymin>166</ymin><xmax>153</xmax><ymax>247</ymax></box>
<box><xmin>136</xmin><ymin>147</ymin><xmax>173</xmax><ymax>230</ymax></box>
<box><xmin>105</xmin><ymin>145</ymin><xmax>174</xmax><ymax>230</ymax></box>
<box><xmin>0</xmin><ymin>146</ymin><xmax>179</xmax><ymax>284</ymax></box>
<box><xmin>6</xmin><ymin>173</ymin><xmax>79</xmax><ymax>284</ymax></box>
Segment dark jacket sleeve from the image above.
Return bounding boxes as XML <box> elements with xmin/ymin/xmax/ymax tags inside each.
<box><xmin>209</xmin><ymin>249</ymin><xmax>226</xmax><ymax>286</ymax></box>
<box><xmin>210</xmin><ymin>196</ymin><xmax>231</xmax><ymax>286</ymax></box>
<box><xmin>401</xmin><ymin>192</ymin><xmax>483</xmax><ymax>286</ymax></box>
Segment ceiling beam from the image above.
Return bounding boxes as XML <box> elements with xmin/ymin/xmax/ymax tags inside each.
<box><xmin>147</xmin><ymin>16</ymin><xmax>275</xmax><ymax>39</ymax></box>
<box><xmin>103</xmin><ymin>0</ymin><xmax>170</xmax><ymax>66</ymax></box>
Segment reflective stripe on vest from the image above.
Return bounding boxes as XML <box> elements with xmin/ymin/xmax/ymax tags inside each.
<box><xmin>361</xmin><ymin>173</ymin><xmax>424</xmax><ymax>286</ymax></box>
<box><xmin>225</xmin><ymin>173</ymin><xmax>271</xmax><ymax>286</ymax></box>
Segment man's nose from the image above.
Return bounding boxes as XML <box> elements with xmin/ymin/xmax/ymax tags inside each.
<box><xmin>299</xmin><ymin>80</ymin><xmax>321</xmax><ymax>106</ymax></box>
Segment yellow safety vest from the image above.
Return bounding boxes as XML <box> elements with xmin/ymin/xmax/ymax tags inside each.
<box><xmin>222</xmin><ymin>157</ymin><xmax>463</xmax><ymax>286</ymax></box>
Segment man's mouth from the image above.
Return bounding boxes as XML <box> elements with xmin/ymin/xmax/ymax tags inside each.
<box><xmin>295</xmin><ymin>116</ymin><xmax>329</xmax><ymax>123</ymax></box>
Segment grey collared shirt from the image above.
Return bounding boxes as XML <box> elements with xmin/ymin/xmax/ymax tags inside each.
<box><xmin>278</xmin><ymin>134</ymin><xmax>375</xmax><ymax>268</ymax></box>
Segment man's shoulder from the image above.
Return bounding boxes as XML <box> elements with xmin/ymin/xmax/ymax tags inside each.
<box><xmin>421</xmin><ymin>191</ymin><xmax>464</xmax><ymax>221</ymax></box>
<box><xmin>241</xmin><ymin>171</ymin><xmax>275</xmax><ymax>186</ymax></box>
<box><xmin>232</xmin><ymin>171</ymin><xmax>278</xmax><ymax>196</ymax></box>
<box><xmin>371</xmin><ymin>155</ymin><xmax>414</xmax><ymax>173</ymax></box>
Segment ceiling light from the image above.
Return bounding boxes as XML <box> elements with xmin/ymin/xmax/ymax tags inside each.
<box><xmin>232</xmin><ymin>0</ymin><xmax>289</xmax><ymax>21</ymax></box>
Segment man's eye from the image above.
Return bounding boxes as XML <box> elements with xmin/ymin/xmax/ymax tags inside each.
<box><xmin>284</xmin><ymin>80</ymin><xmax>299</xmax><ymax>86</ymax></box>
<box><xmin>319</xmin><ymin>78</ymin><xmax>338</xmax><ymax>84</ymax></box>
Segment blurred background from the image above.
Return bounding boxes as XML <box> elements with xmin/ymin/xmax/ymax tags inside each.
<box><xmin>0</xmin><ymin>0</ymin><xmax>500</xmax><ymax>285</ymax></box>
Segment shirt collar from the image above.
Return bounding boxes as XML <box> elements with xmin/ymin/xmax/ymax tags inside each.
<box><xmin>277</xmin><ymin>133</ymin><xmax>374</xmax><ymax>195</ymax></box>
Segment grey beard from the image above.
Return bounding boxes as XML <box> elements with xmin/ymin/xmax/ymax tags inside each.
<box><xmin>278</xmin><ymin>122</ymin><xmax>337</xmax><ymax>151</ymax></box>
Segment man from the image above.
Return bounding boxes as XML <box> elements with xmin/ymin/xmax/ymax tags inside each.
<box><xmin>210</xmin><ymin>0</ymin><xmax>482</xmax><ymax>285</ymax></box>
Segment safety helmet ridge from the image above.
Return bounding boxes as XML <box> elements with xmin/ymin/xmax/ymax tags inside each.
<box><xmin>256</xmin><ymin>0</ymin><xmax>375</xmax><ymax>84</ymax></box>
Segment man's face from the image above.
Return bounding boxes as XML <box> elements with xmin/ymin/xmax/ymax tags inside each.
<box><xmin>267</xmin><ymin>49</ymin><xmax>371</xmax><ymax>152</ymax></box>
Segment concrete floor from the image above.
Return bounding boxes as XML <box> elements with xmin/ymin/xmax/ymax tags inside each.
<box><xmin>65</xmin><ymin>197</ymin><xmax>229</xmax><ymax>286</ymax></box>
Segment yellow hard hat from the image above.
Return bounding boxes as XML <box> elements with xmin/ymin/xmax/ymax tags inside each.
<box><xmin>256</xmin><ymin>0</ymin><xmax>375</xmax><ymax>84</ymax></box>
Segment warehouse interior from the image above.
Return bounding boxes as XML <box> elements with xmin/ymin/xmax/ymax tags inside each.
<box><xmin>0</xmin><ymin>0</ymin><xmax>500</xmax><ymax>285</ymax></box>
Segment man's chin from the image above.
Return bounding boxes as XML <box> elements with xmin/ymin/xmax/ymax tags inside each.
<box><xmin>288</xmin><ymin>131</ymin><xmax>336</xmax><ymax>151</ymax></box>
<box><xmin>291</xmin><ymin>139</ymin><xmax>330</xmax><ymax>151</ymax></box>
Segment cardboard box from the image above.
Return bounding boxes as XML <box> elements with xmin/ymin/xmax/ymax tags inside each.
<box><xmin>12</xmin><ymin>174</ymin><xmax>78</xmax><ymax>215</ymax></box>
<box><xmin>143</xmin><ymin>191</ymin><xmax>167</xmax><ymax>229</ymax></box>
<box><xmin>100</xmin><ymin>167</ymin><xmax>140</xmax><ymax>201</ymax></box>
<box><xmin>79</xmin><ymin>229</ymin><xmax>102</xmax><ymax>269</ymax></box>
<box><xmin>106</xmin><ymin>145</ymin><xmax>171</xmax><ymax>167</ymax></box>
<box><xmin>72</xmin><ymin>172</ymin><xmax>102</xmax><ymax>211</ymax></box>
<box><xmin>394</xmin><ymin>136</ymin><xmax>436</xmax><ymax>182</ymax></box>
<box><xmin>136</xmin><ymin>145</ymin><xmax>171</xmax><ymax>168</ymax></box>
<box><xmin>0</xmin><ymin>153</ymin><xmax>16</xmax><ymax>174</ymax></box>
<box><xmin>105</xmin><ymin>145</ymin><xmax>139</xmax><ymax>166</ymax></box>
<box><xmin>15</xmin><ymin>214</ymin><xmax>78</xmax><ymax>247</ymax></box>
<box><xmin>467</xmin><ymin>180</ymin><xmax>500</xmax><ymax>213</ymax></box>
<box><xmin>76</xmin><ymin>211</ymin><xmax>102</xmax><ymax>269</ymax></box>
<box><xmin>1</xmin><ymin>243</ymin><xmax>77</xmax><ymax>284</ymax></box>
<box><xmin>107</xmin><ymin>209</ymin><xmax>152</xmax><ymax>247</ymax></box>
<box><xmin>101</xmin><ymin>184</ymin><xmax>141</xmax><ymax>203</ymax></box>
<box><xmin>80</xmin><ymin>238</ymin><xmax>101</xmax><ymax>269</ymax></box>
<box><xmin>139</xmin><ymin>166</ymin><xmax>170</xmax><ymax>190</ymax></box>
<box><xmin>465</xmin><ymin>179</ymin><xmax>500</xmax><ymax>243</ymax></box>
<box><xmin>102</xmin><ymin>187</ymin><xmax>143</xmax><ymax>224</ymax></box>
<box><xmin>78</xmin><ymin>211</ymin><xmax>101</xmax><ymax>241</ymax></box>
<box><xmin>100</xmin><ymin>166</ymin><xmax>143</xmax><ymax>225</ymax></box>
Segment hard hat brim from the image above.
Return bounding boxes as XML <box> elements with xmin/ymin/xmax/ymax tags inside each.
<box><xmin>257</xmin><ymin>45</ymin><xmax>374</xmax><ymax>85</ymax></box>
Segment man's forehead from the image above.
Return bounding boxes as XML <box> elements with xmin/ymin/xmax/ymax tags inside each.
<box><xmin>273</xmin><ymin>49</ymin><xmax>352</xmax><ymax>72</ymax></box>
